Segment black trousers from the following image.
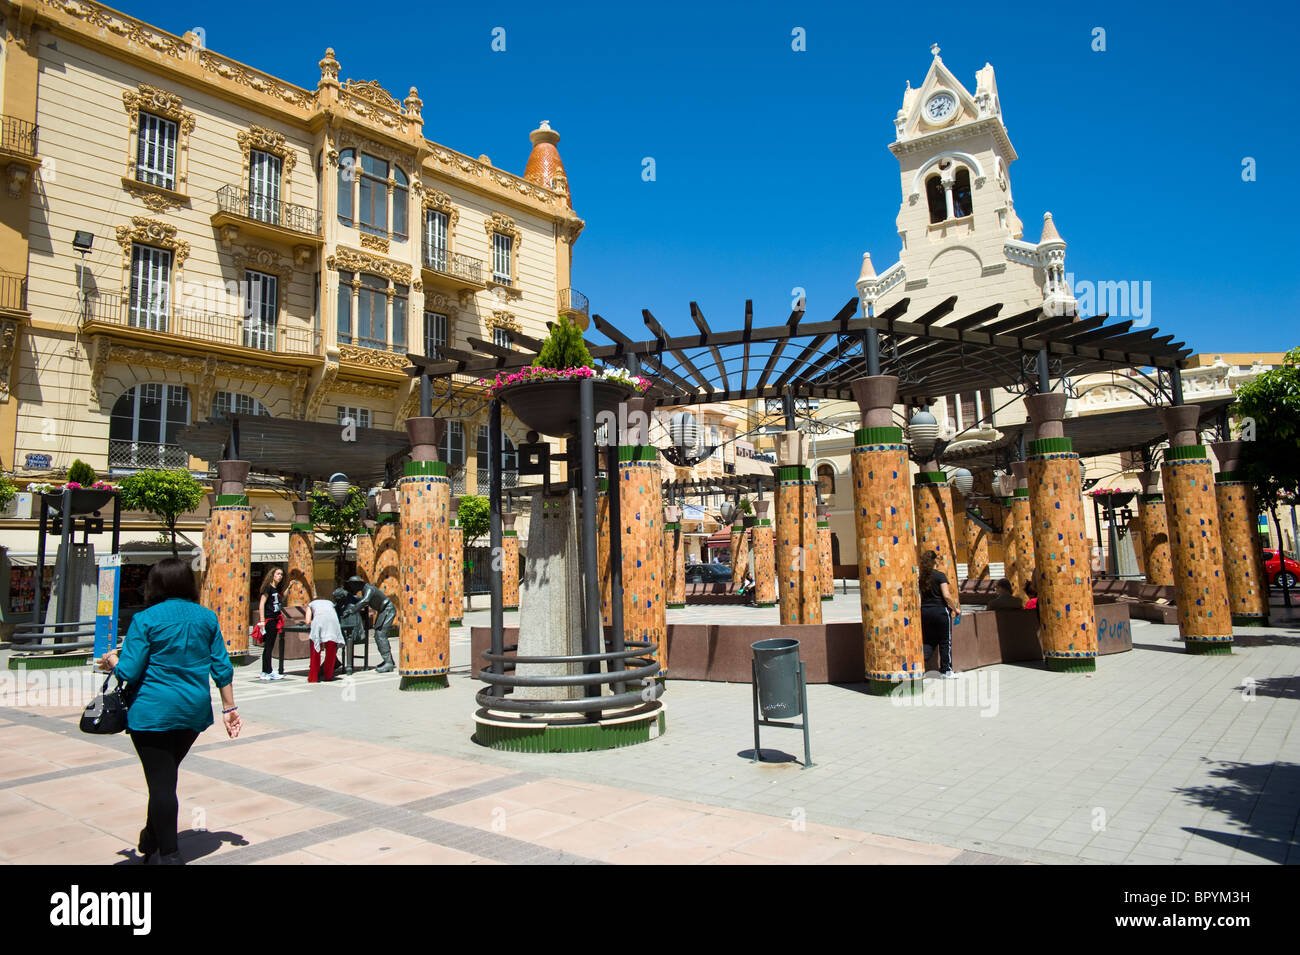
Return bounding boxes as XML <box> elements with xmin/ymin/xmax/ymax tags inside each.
<box><xmin>262</xmin><ymin>615</ymin><xmax>282</xmax><ymax>673</ymax></box>
<box><xmin>130</xmin><ymin>728</ymin><xmax>200</xmax><ymax>856</ymax></box>
<box><xmin>920</xmin><ymin>605</ymin><xmax>953</xmax><ymax>673</ymax></box>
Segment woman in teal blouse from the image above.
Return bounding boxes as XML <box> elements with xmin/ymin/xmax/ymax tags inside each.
<box><xmin>100</xmin><ymin>558</ymin><xmax>242</xmax><ymax>864</ymax></box>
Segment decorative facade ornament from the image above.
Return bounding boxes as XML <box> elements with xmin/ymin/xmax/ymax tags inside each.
<box><xmin>56</xmin><ymin>3</ymin><xmax>189</xmax><ymax>58</ymax></box>
<box><xmin>121</xmin><ymin>179</ymin><xmax>185</xmax><ymax>212</ymax></box>
<box><xmin>340</xmin><ymin>79</ymin><xmax>405</xmax><ymax>131</ymax></box>
<box><xmin>236</xmin><ymin>124</ymin><xmax>297</xmax><ymax>202</ymax></box>
<box><xmin>334</xmin><ymin>378</ymin><xmax>401</xmax><ymax>399</ymax></box>
<box><xmin>0</xmin><ymin>319</ymin><xmax>19</xmax><ymax>401</ymax></box>
<box><xmin>338</xmin><ymin>344</ymin><xmax>409</xmax><ymax>372</ymax></box>
<box><xmin>233</xmin><ymin>245</ymin><xmax>293</xmax><ymax>282</ymax></box>
<box><xmin>121</xmin><ymin>83</ymin><xmax>195</xmax><ymax>193</ymax></box>
<box><xmin>396</xmin><ymin>385</ymin><xmax>420</xmax><ymax>424</ymax></box>
<box><xmin>331</xmin><ymin>128</ymin><xmax>414</xmax><ymax>174</ymax></box>
<box><xmin>487</xmin><ymin>310</ymin><xmax>520</xmax><ymax>333</ymax></box>
<box><xmin>196</xmin><ymin>50</ymin><xmax>315</xmax><ymax>110</ymax></box>
<box><xmin>359</xmin><ymin>233</ymin><xmax>390</xmax><ymax>254</ymax></box>
<box><xmin>318</xmin><ymin>48</ymin><xmax>341</xmax><ymax>89</ymax></box>
<box><xmin>325</xmin><ymin>246</ymin><xmax>412</xmax><ymax>285</ymax></box>
<box><xmin>305</xmin><ymin>359</ymin><xmax>339</xmax><ymax>419</ymax></box>
<box><xmin>484</xmin><ymin>212</ymin><xmax>523</xmax><ymax>250</ymax></box>
<box><xmin>115</xmin><ymin>217</ymin><xmax>191</xmax><ymax>284</ymax></box>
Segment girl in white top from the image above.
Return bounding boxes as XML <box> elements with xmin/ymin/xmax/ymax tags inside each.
<box><xmin>304</xmin><ymin>597</ymin><xmax>344</xmax><ymax>683</ymax></box>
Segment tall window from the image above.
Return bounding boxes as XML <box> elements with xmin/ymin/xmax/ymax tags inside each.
<box><xmin>213</xmin><ymin>392</ymin><xmax>271</xmax><ymax>417</ymax></box>
<box><xmin>424</xmin><ymin>209</ymin><xmax>448</xmax><ymax>270</ymax></box>
<box><xmin>424</xmin><ymin>311</ymin><xmax>447</xmax><ymax>358</ymax></box>
<box><xmin>945</xmin><ymin>389</ymin><xmax>995</xmax><ymax>433</ymax></box>
<box><xmin>243</xmin><ymin>271</ymin><xmax>277</xmax><ymax>351</ymax></box>
<box><xmin>492</xmin><ymin>232</ymin><xmax>513</xmax><ymax>285</ymax></box>
<box><xmin>477</xmin><ymin>425</ymin><xmax>517</xmax><ymax>491</ymax></box>
<box><xmin>492</xmin><ymin>326</ymin><xmax>512</xmax><ymax>350</ymax></box>
<box><xmin>357</xmin><ymin>274</ymin><xmax>387</xmax><ymax>348</ymax></box>
<box><xmin>441</xmin><ymin>420</ymin><xmax>465</xmax><ymax>469</ymax></box>
<box><xmin>392</xmin><ymin>166</ymin><xmax>408</xmax><ymax>239</ymax></box>
<box><xmin>952</xmin><ymin>168</ymin><xmax>972</xmax><ymax>218</ymax></box>
<box><xmin>248</xmin><ymin>149</ymin><xmax>282</xmax><ymax>224</ymax></box>
<box><xmin>337</xmin><ymin>406</ymin><xmax>371</xmax><ymax>429</ymax></box>
<box><xmin>109</xmin><ymin>384</ymin><xmax>190</xmax><ymax>468</ymax></box>
<box><xmin>817</xmin><ymin>463</ymin><xmax>836</xmax><ymax>498</ymax></box>
<box><xmin>337</xmin><ymin>148</ymin><xmax>355</xmax><ymax>225</ymax></box>
<box><xmin>136</xmin><ymin>112</ymin><xmax>177</xmax><ymax>190</ymax></box>
<box><xmin>129</xmin><ymin>245</ymin><xmax>171</xmax><ymax>331</ymax></box>
<box><xmin>359</xmin><ymin>153</ymin><xmax>388</xmax><ymax>236</ymax></box>
<box><xmin>392</xmin><ymin>284</ymin><xmax>407</xmax><ymax>349</ymax></box>
<box><xmin>337</xmin><ymin>270</ymin><xmax>410</xmax><ymax>351</ymax></box>
<box><xmin>925</xmin><ymin>175</ymin><xmax>946</xmax><ymax>224</ymax></box>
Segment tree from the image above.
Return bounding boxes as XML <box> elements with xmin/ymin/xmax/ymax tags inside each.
<box><xmin>0</xmin><ymin>476</ymin><xmax>16</xmax><ymax>513</ymax></box>
<box><xmin>66</xmin><ymin>459</ymin><xmax>97</xmax><ymax>486</ymax></box>
<box><xmin>533</xmin><ymin>314</ymin><xmax>592</xmax><ymax>370</ymax></box>
<box><xmin>310</xmin><ymin>486</ymin><xmax>367</xmax><ymax>582</ymax></box>
<box><xmin>118</xmin><ymin>469</ymin><xmax>206</xmax><ymax>556</ymax></box>
<box><xmin>458</xmin><ymin>495</ymin><xmax>490</xmax><ymax>548</ymax></box>
<box><xmin>1231</xmin><ymin>346</ymin><xmax>1300</xmax><ymax>512</ymax></box>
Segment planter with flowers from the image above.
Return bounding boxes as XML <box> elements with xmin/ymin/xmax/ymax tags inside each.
<box><xmin>30</xmin><ymin>479</ymin><xmax>117</xmax><ymax>515</ymax></box>
<box><xmin>1087</xmin><ymin>487</ymin><xmax>1135</xmax><ymax>510</ymax></box>
<box><xmin>481</xmin><ymin>316</ymin><xmax>650</xmax><ymax>438</ymax></box>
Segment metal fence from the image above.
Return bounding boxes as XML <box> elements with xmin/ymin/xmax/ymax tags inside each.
<box><xmin>216</xmin><ymin>184</ymin><xmax>322</xmax><ymax>236</ymax></box>
<box><xmin>422</xmin><ymin>246</ymin><xmax>485</xmax><ymax>286</ymax></box>
<box><xmin>0</xmin><ymin>115</ymin><xmax>37</xmax><ymax>157</ymax></box>
<box><xmin>0</xmin><ymin>270</ymin><xmax>27</xmax><ymax>311</ymax></box>
<box><xmin>88</xmin><ymin>291</ymin><xmax>317</xmax><ymax>355</ymax></box>
<box><xmin>109</xmin><ymin>440</ymin><xmax>189</xmax><ymax>469</ymax></box>
<box><xmin>557</xmin><ymin>287</ymin><xmax>588</xmax><ymax>317</ymax></box>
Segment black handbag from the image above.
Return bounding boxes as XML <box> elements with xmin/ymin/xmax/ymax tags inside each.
<box><xmin>80</xmin><ymin>673</ymin><xmax>129</xmax><ymax>735</ymax></box>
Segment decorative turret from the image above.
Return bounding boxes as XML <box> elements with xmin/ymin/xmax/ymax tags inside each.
<box><xmin>523</xmin><ymin>120</ymin><xmax>570</xmax><ymax>205</ymax></box>
<box><xmin>1038</xmin><ymin>212</ymin><xmax>1074</xmax><ymax>316</ymax></box>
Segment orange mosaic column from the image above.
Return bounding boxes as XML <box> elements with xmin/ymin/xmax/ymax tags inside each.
<box><xmin>1008</xmin><ymin>461</ymin><xmax>1035</xmax><ymax>599</ymax></box>
<box><xmin>965</xmin><ymin>506</ymin><xmax>990</xmax><ymax>583</ymax></box>
<box><xmin>1211</xmin><ymin>441</ymin><xmax>1268</xmax><ymax>627</ymax></box>
<box><xmin>396</xmin><ymin>418</ymin><xmax>451</xmax><ymax>689</ymax></box>
<box><xmin>448</xmin><ymin>497</ymin><xmax>465</xmax><ymax>628</ymax></box>
<box><xmin>774</xmin><ymin>431</ymin><xmax>821</xmax><ymax>625</ymax></box>
<box><xmin>952</xmin><ymin>492</ymin><xmax>970</xmax><ymax>568</ymax></box>
<box><xmin>850</xmin><ymin>376</ymin><xmax>923</xmax><ymax>694</ymax></box>
<box><xmin>663</xmin><ymin>505</ymin><xmax>686</xmax><ymax>609</ymax></box>
<box><xmin>618</xmin><ymin>444</ymin><xmax>667</xmax><ymax>673</ymax></box>
<box><xmin>1024</xmin><ymin>394</ymin><xmax>1097</xmax><ymax>672</ymax></box>
<box><xmin>597</xmin><ymin>479</ymin><xmax>612</xmax><ymax>626</ymax></box>
<box><xmin>817</xmin><ymin>503</ymin><xmax>834</xmax><ymax>600</ymax></box>
<box><xmin>373</xmin><ymin>514</ymin><xmax>400</xmax><ymax>600</ymax></box>
<box><xmin>198</xmin><ymin>500</ymin><xmax>217</xmax><ymax>609</ymax></box>
<box><xmin>1136</xmin><ymin>469</ymin><xmax>1173</xmax><ymax>586</ymax></box>
<box><xmin>752</xmin><ymin>499</ymin><xmax>777</xmax><ymax>607</ymax></box>
<box><xmin>501</xmin><ymin>512</ymin><xmax>520</xmax><ymax>613</ymax></box>
<box><xmin>285</xmin><ymin>499</ymin><xmax>314</xmax><ymax>607</ymax></box>
<box><xmin>355</xmin><ymin>525</ymin><xmax>375</xmax><ymax>586</ymax></box>
<box><xmin>913</xmin><ymin>473</ymin><xmax>957</xmax><ymax>579</ymax></box>
<box><xmin>1160</xmin><ymin>407</ymin><xmax>1233</xmax><ymax>653</ymax></box>
<box><xmin>208</xmin><ymin>461</ymin><xmax>253</xmax><ymax>663</ymax></box>
<box><xmin>729</xmin><ymin>520</ymin><xmax>748</xmax><ymax>582</ymax></box>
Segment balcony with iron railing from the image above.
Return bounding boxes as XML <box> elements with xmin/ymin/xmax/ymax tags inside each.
<box><xmin>212</xmin><ymin>185</ymin><xmax>323</xmax><ymax>248</ymax></box>
<box><xmin>0</xmin><ymin>115</ymin><xmax>38</xmax><ymax>159</ymax></box>
<box><xmin>558</xmin><ymin>287</ymin><xmax>588</xmax><ymax>322</ymax></box>
<box><xmin>477</xmin><ymin>470</ymin><xmax>518</xmax><ymax>495</ymax></box>
<box><xmin>421</xmin><ymin>244</ymin><xmax>486</xmax><ymax>291</ymax></box>
<box><xmin>83</xmin><ymin>291</ymin><xmax>318</xmax><ymax>356</ymax></box>
<box><xmin>0</xmin><ymin>270</ymin><xmax>28</xmax><ymax>314</ymax></box>
<box><xmin>108</xmin><ymin>439</ymin><xmax>190</xmax><ymax>470</ymax></box>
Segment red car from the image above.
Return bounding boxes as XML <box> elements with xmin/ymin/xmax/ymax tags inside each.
<box><xmin>1262</xmin><ymin>549</ymin><xmax>1300</xmax><ymax>588</ymax></box>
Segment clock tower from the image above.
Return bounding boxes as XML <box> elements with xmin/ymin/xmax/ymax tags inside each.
<box><xmin>858</xmin><ymin>46</ymin><xmax>1074</xmax><ymax>322</ymax></box>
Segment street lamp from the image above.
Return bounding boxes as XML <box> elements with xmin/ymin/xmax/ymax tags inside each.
<box><xmin>326</xmin><ymin>472</ymin><xmax>351</xmax><ymax>506</ymax></box>
<box><xmin>950</xmin><ymin>467</ymin><xmax>974</xmax><ymax>497</ymax></box>
<box><xmin>908</xmin><ymin>408</ymin><xmax>940</xmax><ymax>460</ymax></box>
<box><xmin>72</xmin><ymin>231</ymin><xmax>93</xmax><ymax>323</ymax></box>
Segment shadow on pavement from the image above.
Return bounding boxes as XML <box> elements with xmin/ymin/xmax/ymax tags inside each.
<box><xmin>1175</xmin><ymin>760</ymin><xmax>1300</xmax><ymax>862</ymax></box>
<box><xmin>112</xmin><ymin>829</ymin><xmax>250</xmax><ymax>864</ymax></box>
<box><xmin>737</xmin><ymin>748</ymin><xmax>802</xmax><ymax>765</ymax></box>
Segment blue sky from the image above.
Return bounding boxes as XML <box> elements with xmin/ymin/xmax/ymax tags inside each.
<box><xmin>123</xmin><ymin>0</ymin><xmax>1298</xmax><ymax>353</ymax></box>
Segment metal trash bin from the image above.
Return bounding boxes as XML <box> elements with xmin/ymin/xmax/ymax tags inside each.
<box><xmin>751</xmin><ymin>638</ymin><xmax>802</xmax><ymax>719</ymax></box>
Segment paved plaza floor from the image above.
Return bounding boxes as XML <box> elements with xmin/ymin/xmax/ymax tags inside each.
<box><xmin>2</xmin><ymin>589</ymin><xmax>1298</xmax><ymax>865</ymax></box>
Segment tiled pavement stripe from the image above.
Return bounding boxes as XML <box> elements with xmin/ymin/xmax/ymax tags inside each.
<box><xmin>395</xmin><ymin>770</ymin><xmax>545</xmax><ymax>814</ymax></box>
<box><xmin>5</xmin><ymin>708</ymin><xmax>601</xmax><ymax>865</ymax></box>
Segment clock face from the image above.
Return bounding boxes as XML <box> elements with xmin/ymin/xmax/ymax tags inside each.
<box><xmin>926</xmin><ymin>92</ymin><xmax>956</xmax><ymax>122</ymax></box>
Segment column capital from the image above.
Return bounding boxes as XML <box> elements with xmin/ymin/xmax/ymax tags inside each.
<box><xmin>215</xmin><ymin>459</ymin><xmax>250</xmax><ymax>496</ymax></box>
<box><xmin>774</xmin><ymin>430</ymin><xmax>809</xmax><ymax>467</ymax></box>
<box><xmin>1024</xmin><ymin>393</ymin><xmax>1067</xmax><ymax>439</ymax></box>
<box><xmin>1210</xmin><ymin>440</ymin><xmax>1244</xmax><ymax>473</ymax></box>
<box><xmin>1159</xmin><ymin>405</ymin><xmax>1201</xmax><ymax>448</ymax></box>
<box><xmin>849</xmin><ymin>375</ymin><xmax>899</xmax><ymax>428</ymax></box>
<box><xmin>1010</xmin><ymin>460</ymin><xmax>1028</xmax><ymax>485</ymax></box>
<box><xmin>406</xmin><ymin>416</ymin><xmax>444</xmax><ymax>463</ymax></box>
<box><xmin>1137</xmin><ymin>468</ymin><xmax>1162</xmax><ymax>495</ymax></box>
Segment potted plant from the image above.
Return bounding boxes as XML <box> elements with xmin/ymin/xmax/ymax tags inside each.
<box><xmin>1088</xmin><ymin>487</ymin><xmax>1136</xmax><ymax>510</ymax></box>
<box><xmin>479</xmin><ymin>315</ymin><xmax>649</xmax><ymax>438</ymax></box>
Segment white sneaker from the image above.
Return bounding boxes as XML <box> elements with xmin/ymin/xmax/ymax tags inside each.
<box><xmin>268</xmin><ymin>671</ymin><xmax>284</xmax><ymax>681</ymax></box>
<box><xmin>941</xmin><ymin>670</ymin><xmax>959</xmax><ymax>680</ymax></box>
<box><xmin>258</xmin><ymin>672</ymin><xmax>272</xmax><ymax>681</ymax></box>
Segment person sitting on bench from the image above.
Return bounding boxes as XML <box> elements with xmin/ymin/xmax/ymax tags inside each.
<box><xmin>987</xmin><ymin>578</ymin><xmax>1023</xmax><ymax>610</ymax></box>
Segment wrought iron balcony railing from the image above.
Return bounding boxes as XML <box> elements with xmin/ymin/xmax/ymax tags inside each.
<box><xmin>477</xmin><ymin>470</ymin><xmax>518</xmax><ymax>495</ymax></box>
<box><xmin>109</xmin><ymin>440</ymin><xmax>190</xmax><ymax>470</ymax></box>
<box><xmin>421</xmin><ymin>245</ymin><xmax>486</xmax><ymax>286</ymax></box>
<box><xmin>215</xmin><ymin>184</ymin><xmax>322</xmax><ymax>236</ymax></box>
<box><xmin>558</xmin><ymin>287</ymin><xmax>588</xmax><ymax>317</ymax></box>
<box><xmin>0</xmin><ymin>116</ymin><xmax>37</xmax><ymax>157</ymax></box>
<box><xmin>86</xmin><ymin>292</ymin><xmax>317</xmax><ymax>355</ymax></box>
<box><xmin>0</xmin><ymin>270</ymin><xmax>27</xmax><ymax>312</ymax></box>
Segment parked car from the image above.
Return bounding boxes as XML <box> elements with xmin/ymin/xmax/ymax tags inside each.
<box><xmin>1262</xmin><ymin>549</ymin><xmax>1299</xmax><ymax>588</ymax></box>
<box><xmin>685</xmin><ymin>563</ymin><xmax>731</xmax><ymax>583</ymax></box>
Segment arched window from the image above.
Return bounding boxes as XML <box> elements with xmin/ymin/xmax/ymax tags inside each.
<box><xmin>925</xmin><ymin>174</ymin><xmax>946</xmax><ymax>224</ymax></box>
<box><xmin>476</xmin><ymin>425</ymin><xmax>518</xmax><ymax>492</ymax></box>
<box><xmin>818</xmin><ymin>463</ymin><xmax>836</xmax><ymax>498</ymax></box>
<box><xmin>109</xmin><ymin>384</ymin><xmax>191</xmax><ymax>468</ymax></box>
<box><xmin>213</xmin><ymin>391</ymin><xmax>271</xmax><ymax>418</ymax></box>
<box><xmin>336</xmin><ymin>148</ymin><xmax>355</xmax><ymax>226</ymax></box>
<box><xmin>952</xmin><ymin>168</ymin><xmax>972</xmax><ymax>218</ymax></box>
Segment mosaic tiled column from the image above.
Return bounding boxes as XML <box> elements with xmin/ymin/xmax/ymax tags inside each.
<box><xmin>286</xmin><ymin>499</ymin><xmax>314</xmax><ymax>607</ymax></box>
<box><xmin>1160</xmin><ymin>407</ymin><xmax>1233</xmax><ymax>653</ymax></box>
<box><xmin>729</xmin><ymin>519</ymin><xmax>749</xmax><ymax>582</ymax></box>
<box><xmin>501</xmin><ymin>512</ymin><xmax>520</xmax><ymax>612</ymax></box>
<box><xmin>208</xmin><ymin>460</ymin><xmax>252</xmax><ymax>662</ymax></box>
<box><xmin>752</xmin><ymin>499</ymin><xmax>777</xmax><ymax>608</ymax></box>
<box><xmin>850</xmin><ymin>376</ymin><xmax>923</xmax><ymax>694</ymax></box>
<box><xmin>1136</xmin><ymin>469</ymin><xmax>1174</xmax><ymax>587</ymax></box>
<box><xmin>355</xmin><ymin>523</ymin><xmax>375</xmax><ymax>586</ymax></box>
<box><xmin>965</xmin><ymin>505</ymin><xmax>990</xmax><ymax>583</ymax></box>
<box><xmin>373</xmin><ymin>489</ymin><xmax>400</xmax><ymax>602</ymax></box>
<box><xmin>913</xmin><ymin>468</ymin><xmax>957</xmax><ymax>580</ymax></box>
<box><xmin>1024</xmin><ymin>394</ymin><xmax>1097</xmax><ymax>672</ymax></box>
<box><xmin>952</xmin><ymin>492</ymin><xmax>970</xmax><ymax>568</ymax></box>
<box><xmin>448</xmin><ymin>496</ymin><xmax>464</xmax><ymax>628</ymax></box>
<box><xmin>198</xmin><ymin>494</ymin><xmax>217</xmax><ymax>609</ymax></box>
<box><xmin>773</xmin><ymin>432</ymin><xmax>821</xmax><ymax>625</ymax></box>
<box><xmin>1008</xmin><ymin>461</ymin><xmax>1035</xmax><ymax>599</ymax></box>
<box><xmin>664</xmin><ymin>505</ymin><xmax>685</xmax><ymax>610</ymax></box>
<box><xmin>618</xmin><ymin>436</ymin><xmax>667</xmax><ymax>673</ymax></box>
<box><xmin>597</xmin><ymin>478</ymin><xmax>612</xmax><ymax>626</ymax></box>
<box><xmin>397</xmin><ymin>417</ymin><xmax>451</xmax><ymax>690</ymax></box>
<box><xmin>1210</xmin><ymin>442</ymin><xmax>1268</xmax><ymax>627</ymax></box>
<box><xmin>817</xmin><ymin>503</ymin><xmax>834</xmax><ymax>601</ymax></box>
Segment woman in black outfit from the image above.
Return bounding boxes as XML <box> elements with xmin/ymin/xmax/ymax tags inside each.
<box><xmin>918</xmin><ymin>549</ymin><xmax>960</xmax><ymax>678</ymax></box>
<box><xmin>258</xmin><ymin>567</ymin><xmax>286</xmax><ymax>681</ymax></box>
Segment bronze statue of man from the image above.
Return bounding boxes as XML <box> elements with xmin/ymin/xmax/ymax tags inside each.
<box><xmin>345</xmin><ymin>576</ymin><xmax>396</xmax><ymax>673</ymax></box>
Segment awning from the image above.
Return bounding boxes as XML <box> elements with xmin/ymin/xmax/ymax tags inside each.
<box><xmin>705</xmin><ymin>530</ymin><xmax>732</xmax><ymax>548</ymax></box>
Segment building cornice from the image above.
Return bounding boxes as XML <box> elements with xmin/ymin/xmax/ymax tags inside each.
<box><xmin>889</xmin><ymin>116</ymin><xmax>1017</xmax><ymax>163</ymax></box>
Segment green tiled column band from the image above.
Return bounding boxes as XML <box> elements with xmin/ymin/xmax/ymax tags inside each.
<box><xmin>474</xmin><ymin>709</ymin><xmax>665</xmax><ymax>753</ymax></box>
<box><xmin>1185</xmin><ymin>636</ymin><xmax>1233</xmax><ymax>655</ymax></box>
<box><xmin>290</xmin><ymin>522</ymin><xmax>313</xmax><ymax>532</ymax></box>
<box><xmin>404</xmin><ymin>459</ymin><xmax>448</xmax><ymax>477</ymax></box>
<box><xmin>375</xmin><ymin>512</ymin><xmax>399</xmax><ymax>525</ymax></box>
<box><xmin>776</xmin><ymin>465</ymin><xmax>811</xmax><ymax>482</ymax></box>
<box><xmin>1214</xmin><ymin>471</ymin><xmax>1244</xmax><ymax>484</ymax></box>
<box><xmin>1045</xmin><ymin>656</ymin><xmax>1097</xmax><ymax>673</ymax></box>
<box><xmin>663</xmin><ymin>522</ymin><xmax>680</xmax><ymax>531</ymax></box>
<box><xmin>869</xmin><ymin>676</ymin><xmax>923</xmax><ymax>697</ymax></box>
<box><xmin>757</xmin><ymin>519</ymin><xmax>772</xmax><ymax>526</ymax></box>
<box><xmin>597</xmin><ymin>477</ymin><xmax>608</xmax><ymax>493</ymax></box>
<box><xmin>1028</xmin><ymin>437</ymin><xmax>1073</xmax><ymax>456</ymax></box>
<box><xmin>1140</xmin><ymin>493</ymin><xmax>1164</xmax><ymax>504</ymax></box>
<box><xmin>854</xmin><ymin>426</ymin><xmax>904</xmax><ymax>445</ymax></box>
<box><xmin>618</xmin><ymin>445</ymin><xmax>659</xmax><ymax>463</ymax></box>
<box><xmin>215</xmin><ymin>494</ymin><xmax>248</xmax><ymax>506</ymax></box>
<box><xmin>816</xmin><ymin>521</ymin><xmax>829</xmax><ymax>529</ymax></box>
<box><xmin>1014</xmin><ymin>488</ymin><xmax>1030</xmax><ymax>499</ymax></box>
<box><xmin>502</xmin><ymin>529</ymin><xmax>518</xmax><ymax>537</ymax></box>
<box><xmin>914</xmin><ymin>471</ymin><xmax>948</xmax><ymax>486</ymax></box>
<box><xmin>1164</xmin><ymin>445</ymin><xmax>1208</xmax><ymax>462</ymax></box>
